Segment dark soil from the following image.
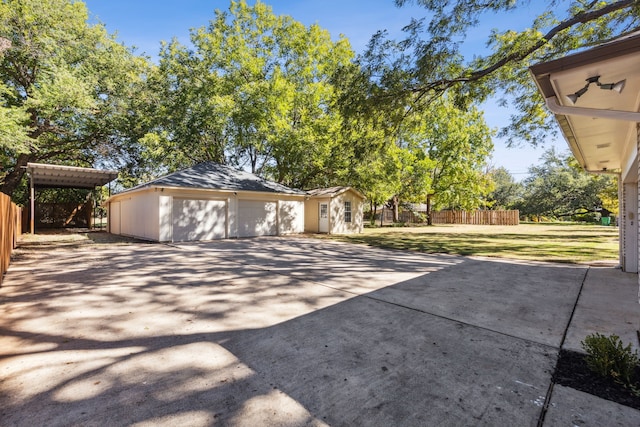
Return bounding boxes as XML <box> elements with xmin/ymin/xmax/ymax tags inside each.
<box><xmin>553</xmin><ymin>349</ymin><xmax>640</xmax><ymax>410</ymax></box>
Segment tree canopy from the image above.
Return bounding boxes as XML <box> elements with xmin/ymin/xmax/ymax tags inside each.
<box><xmin>516</xmin><ymin>148</ymin><xmax>616</xmax><ymax>220</ymax></box>
<box><xmin>143</xmin><ymin>0</ymin><xmax>354</xmax><ymax>189</ymax></box>
<box><xmin>142</xmin><ymin>0</ymin><xmax>495</xmax><ymax>210</ymax></box>
<box><xmin>5</xmin><ymin>0</ymin><xmax>616</xmax><ymax>220</ymax></box>
<box><xmin>486</xmin><ymin>167</ymin><xmax>523</xmax><ymax>210</ymax></box>
<box><xmin>0</xmin><ymin>0</ymin><xmax>150</xmax><ymax>198</ymax></box>
<box><xmin>350</xmin><ymin>0</ymin><xmax>640</xmax><ymax>146</ymax></box>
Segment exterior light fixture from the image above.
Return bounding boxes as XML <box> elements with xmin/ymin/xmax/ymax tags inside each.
<box><xmin>565</xmin><ymin>75</ymin><xmax>626</xmax><ymax>105</ymax></box>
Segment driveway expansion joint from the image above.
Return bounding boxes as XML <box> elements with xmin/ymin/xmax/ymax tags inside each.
<box><xmin>536</xmin><ymin>266</ymin><xmax>590</xmax><ymax>427</ymax></box>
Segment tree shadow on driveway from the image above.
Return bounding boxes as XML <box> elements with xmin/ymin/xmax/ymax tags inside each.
<box><xmin>0</xmin><ymin>236</ymin><xmax>587</xmax><ymax>426</ymax></box>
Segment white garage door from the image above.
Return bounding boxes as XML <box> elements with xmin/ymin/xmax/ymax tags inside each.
<box><xmin>237</xmin><ymin>200</ymin><xmax>277</xmax><ymax>237</ymax></box>
<box><xmin>172</xmin><ymin>198</ymin><xmax>226</xmax><ymax>242</ymax></box>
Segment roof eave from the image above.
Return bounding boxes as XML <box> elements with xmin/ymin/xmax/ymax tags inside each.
<box><xmin>106</xmin><ymin>185</ymin><xmax>306</xmax><ymax>204</ymax></box>
<box><xmin>529</xmin><ymin>33</ymin><xmax>640</xmax><ymax>78</ymax></box>
<box><xmin>529</xmin><ymin>33</ymin><xmax>640</xmax><ymax>173</ymax></box>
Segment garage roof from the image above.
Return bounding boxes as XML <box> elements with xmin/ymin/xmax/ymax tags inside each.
<box><xmin>124</xmin><ymin>162</ymin><xmax>305</xmax><ymax>195</ymax></box>
<box><xmin>26</xmin><ymin>163</ymin><xmax>118</xmax><ymax>189</ymax></box>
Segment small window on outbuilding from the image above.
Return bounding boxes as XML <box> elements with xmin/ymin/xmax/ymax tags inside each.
<box><xmin>344</xmin><ymin>201</ymin><xmax>352</xmax><ymax>223</ymax></box>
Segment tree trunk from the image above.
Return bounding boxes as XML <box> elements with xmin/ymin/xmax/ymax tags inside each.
<box><xmin>426</xmin><ymin>193</ymin><xmax>434</xmax><ymax>226</ymax></box>
<box><xmin>1</xmin><ymin>153</ymin><xmax>34</xmax><ymax>197</ymax></box>
<box><xmin>392</xmin><ymin>195</ymin><xmax>399</xmax><ymax>223</ymax></box>
<box><xmin>370</xmin><ymin>200</ymin><xmax>377</xmax><ymax>225</ymax></box>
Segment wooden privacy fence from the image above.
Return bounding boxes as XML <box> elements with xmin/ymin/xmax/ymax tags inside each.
<box><xmin>429</xmin><ymin>210</ymin><xmax>519</xmax><ymax>225</ymax></box>
<box><xmin>377</xmin><ymin>209</ymin><xmax>519</xmax><ymax>225</ymax></box>
<box><xmin>1</xmin><ymin>192</ymin><xmax>21</xmax><ymax>285</ymax></box>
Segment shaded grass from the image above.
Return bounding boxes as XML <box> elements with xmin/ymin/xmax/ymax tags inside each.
<box><xmin>322</xmin><ymin>223</ymin><xmax>619</xmax><ymax>264</ymax></box>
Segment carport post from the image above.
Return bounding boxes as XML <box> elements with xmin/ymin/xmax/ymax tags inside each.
<box><xmin>29</xmin><ymin>173</ymin><xmax>34</xmax><ymax>235</ymax></box>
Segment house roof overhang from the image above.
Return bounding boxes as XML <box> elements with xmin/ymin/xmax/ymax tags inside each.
<box><xmin>26</xmin><ymin>163</ymin><xmax>118</xmax><ymax>189</ymax></box>
<box><xmin>104</xmin><ymin>185</ymin><xmax>307</xmax><ymax>204</ymax></box>
<box><xmin>529</xmin><ymin>32</ymin><xmax>640</xmax><ymax>182</ymax></box>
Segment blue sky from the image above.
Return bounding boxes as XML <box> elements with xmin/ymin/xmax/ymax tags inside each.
<box><xmin>83</xmin><ymin>0</ymin><xmax>565</xmax><ymax>179</ymax></box>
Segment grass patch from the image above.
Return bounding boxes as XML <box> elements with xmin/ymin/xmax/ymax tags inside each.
<box><xmin>322</xmin><ymin>223</ymin><xmax>618</xmax><ymax>264</ymax></box>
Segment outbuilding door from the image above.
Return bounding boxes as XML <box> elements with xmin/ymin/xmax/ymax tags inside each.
<box><xmin>237</xmin><ymin>200</ymin><xmax>277</xmax><ymax>237</ymax></box>
<box><xmin>319</xmin><ymin>203</ymin><xmax>329</xmax><ymax>233</ymax></box>
<box><xmin>172</xmin><ymin>198</ymin><xmax>226</xmax><ymax>242</ymax></box>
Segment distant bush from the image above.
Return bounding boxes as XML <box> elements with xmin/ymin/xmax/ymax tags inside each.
<box><xmin>571</xmin><ymin>212</ymin><xmax>600</xmax><ymax>223</ymax></box>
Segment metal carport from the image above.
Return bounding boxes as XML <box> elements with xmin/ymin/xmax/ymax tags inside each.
<box><xmin>25</xmin><ymin>163</ymin><xmax>118</xmax><ymax>234</ymax></box>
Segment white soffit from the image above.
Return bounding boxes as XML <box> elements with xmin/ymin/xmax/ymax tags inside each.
<box><xmin>548</xmin><ymin>52</ymin><xmax>640</xmax><ymax>172</ymax></box>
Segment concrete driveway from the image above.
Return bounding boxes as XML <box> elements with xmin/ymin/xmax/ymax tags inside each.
<box><xmin>0</xmin><ymin>234</ymin><xmax>638</xmax><ymax>426</ymax></box>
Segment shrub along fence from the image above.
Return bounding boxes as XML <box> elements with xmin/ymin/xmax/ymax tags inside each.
<box><xmin>1</xmin><ymin>192</ymin><xmax>21</xmax><ymax>286</ymax></box>
<box><xmin>376</xmin><ymin>209</ymin><xmax>519</xmax><ymax>225</ymax></box>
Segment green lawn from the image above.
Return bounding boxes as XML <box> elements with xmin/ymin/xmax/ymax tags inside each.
<box><xmin>323</xmin><ymin>223</ymin><xmax>619</xmax><ymax>264</ymax></box>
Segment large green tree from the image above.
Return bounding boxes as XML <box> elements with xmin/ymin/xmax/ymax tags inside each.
<box><xmin>517</xmin><ymin>148</ymin><xmax>615</xmax><ymax>220</ymax></box>
<box><xmin>349</xmin><ymin>0</ymin><xmax>640</xmax><ymax>145</ymax></box>
<box><xmin>0</xmin><ymin>0</ymin><xmax>150</xmax><ymax>198</ymax></box>
<box><xmin>145</xmin><ymin>0</ymin><xmax>354</xmax><ymax>189</ymax></box>
<box><xmin>402</xmin><ymin>98</ymin><xmax>493</xmax><ymax>223</ymax></box>
<box><xmin>351</xmin><ymin>95</ymin><xmax>493</xmax><ymax>223</ymax></box>
<box><xmin>486</xmin><ymin>167</ymin><xmax>522</xmax><ymax>210</ymax></box>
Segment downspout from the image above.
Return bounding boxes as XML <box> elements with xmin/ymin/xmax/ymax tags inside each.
<box><xmin>545</xmin><ymin>96</ymin><xmax>640</xmax><ymax>122</ymax></box>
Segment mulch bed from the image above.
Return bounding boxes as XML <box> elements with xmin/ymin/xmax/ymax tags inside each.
<box><xmin>553</xmin><ymin>349</ymin><xmax>640</xmax><ymax>410</ymax></box>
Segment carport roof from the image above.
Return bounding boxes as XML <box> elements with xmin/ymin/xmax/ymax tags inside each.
<box><xmin>121</xmin><ymin>162</ymin><xmax>305</xmax><ymax>195</ymax></box>
<box><xmin>26</xmin><ymin>163</ymin><xmax>118</xmax><ymax>189</ymax></box>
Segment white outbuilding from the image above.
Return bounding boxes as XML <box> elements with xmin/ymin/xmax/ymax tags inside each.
<box><xmin>106</xmin><ymin>162</ymin><xmax>306</xmax><ymax>242</ymax></box>
<box><xmin>304</xmin><ymin>187</ymin><xmax>365</xmax><ymax>234</ymax></box>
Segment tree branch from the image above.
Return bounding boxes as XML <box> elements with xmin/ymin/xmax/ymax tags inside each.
<box><xmin>413</xmin><ymin>0</ymin><xmax>638</xmax><ymax>94</ymax></box>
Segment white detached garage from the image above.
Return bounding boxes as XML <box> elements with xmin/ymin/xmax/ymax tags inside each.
<box><xmin>106</xmin><ymin>163</ymin><xmax>305</xmax><ymax>242</ymax></box>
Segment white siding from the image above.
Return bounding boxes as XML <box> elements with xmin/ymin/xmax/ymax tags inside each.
<box><xmin>279</xmin><ymin>200</ymin><xmax>304</xmax><ymax>234</ymax></box>
<box><xmin>159</xmin><ymin>195</ymin><xmax>172</xmax><ymax>242</ymax></box>
<box><xmin>117</xmin><ymin>191</ymin><xmax>160</xmax><ymax>241</ymax></box>
<box><xmin>330</xmin><ymin>191</ymin><xmax>364</xmax><ymax>234</ymax></box>
<box><xmin>108</xmin><ymin>187</ymin><xmax>305</xmax><ymax>241</ymax></box>
<box><xmin>304</xmin><ymin>199</ymin><xmax>321</xmax><ymax>233</ymax></box>
<box><xmin>109</xmin><ymin>201</ymin><xmax>121</xmax><ymax>235</ymax></box>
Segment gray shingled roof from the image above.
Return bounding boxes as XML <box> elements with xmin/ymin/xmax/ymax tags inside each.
<box><xmin>122</xmin><ymin>162</ymin><xmax>305</xmax><ymax>195</ymax></box>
